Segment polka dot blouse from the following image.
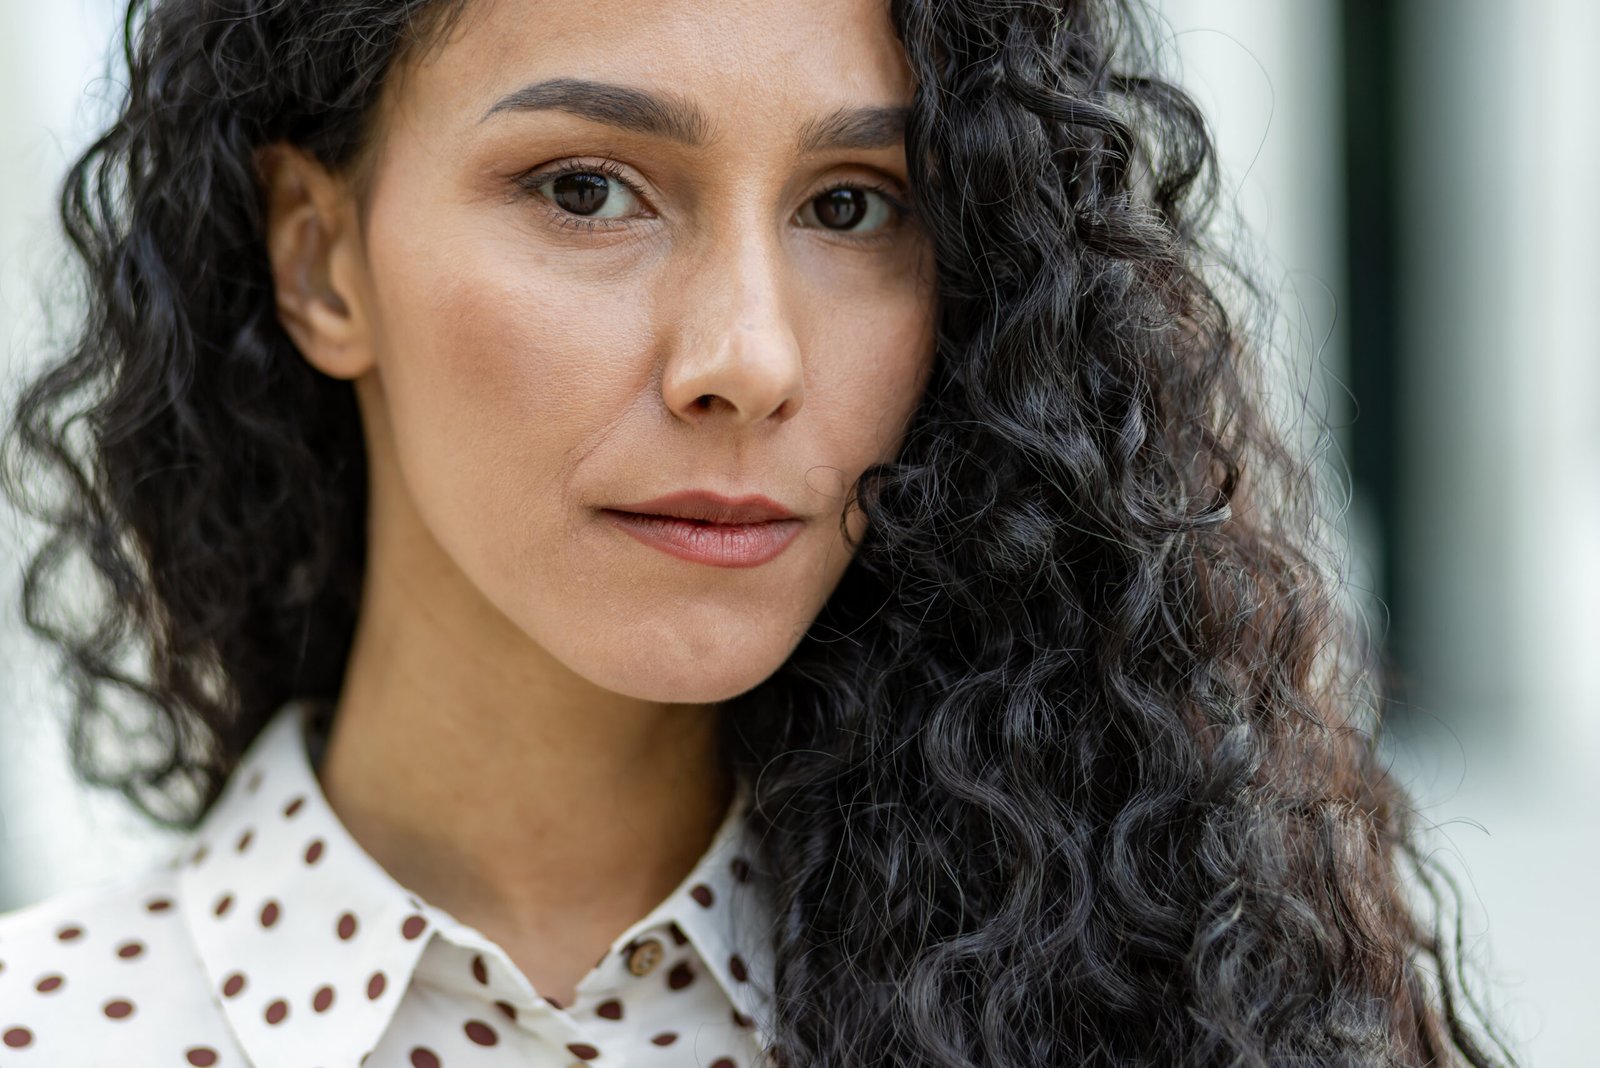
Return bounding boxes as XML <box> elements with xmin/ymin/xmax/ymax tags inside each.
<box><xmin>0</xmin><ymin>700</ymin><xmax>775</xmax><ymax>1067</ymax></box>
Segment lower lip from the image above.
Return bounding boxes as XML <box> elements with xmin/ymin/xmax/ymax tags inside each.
<box><xmin>601</xmin><ymin>510</ymin><xmax>804</xmax><ymax>568</ymax></box>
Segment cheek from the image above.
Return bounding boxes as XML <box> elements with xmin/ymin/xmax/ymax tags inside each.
<box><xmin>365</xmin><ymin>222</ymin><xmax>654</xmax><ymax>571</ymax></box>
<box><xmin>809</xmin><ymin>306</ymin><xmax>935</xmax><ymax>550</ymax></box>
<box><xmin>810</xmin><ymin>260</ymin><xmax>938</xmax><ymax>476</ymax></box>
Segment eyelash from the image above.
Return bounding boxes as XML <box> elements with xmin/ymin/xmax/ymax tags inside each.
<box><xmin>512</xmin><ymin>158</ymin><xmax>914</xmax><ymax>245</ymax></box>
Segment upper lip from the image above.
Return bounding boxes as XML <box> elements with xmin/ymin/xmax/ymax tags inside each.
<box><xmin>607</xmin><ymin>490</ymin><xmax>798</xmax><ymax>524</ymax></box>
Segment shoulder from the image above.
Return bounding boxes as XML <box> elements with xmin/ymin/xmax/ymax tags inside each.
<box><xmin>0</xmin><ymin>862</ymin><xmax>239</xmax><ymax>1066</ymax></box>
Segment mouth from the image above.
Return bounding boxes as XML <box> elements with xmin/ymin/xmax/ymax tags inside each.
<box><xmin>600</xmin><ymin>509</ymin><xmax>804</xmax><ymax>569</ymax></box>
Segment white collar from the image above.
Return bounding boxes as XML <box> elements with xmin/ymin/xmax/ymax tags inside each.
<box><xmin>174</xmin><ymin>699</ymin><xmax>774</xmax><ymax>1068</ymax></box>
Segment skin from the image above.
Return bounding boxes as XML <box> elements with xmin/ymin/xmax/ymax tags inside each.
<box><xmin>260</xmin><ymin>0</ymin><xmax>936</xmax><ymax>1003</ymax></box>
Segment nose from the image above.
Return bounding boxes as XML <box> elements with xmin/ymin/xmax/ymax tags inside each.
<box><xmin>658</xmin><ymin>229</ymin><xmax>804</xmax><ymax>428</ymax></box>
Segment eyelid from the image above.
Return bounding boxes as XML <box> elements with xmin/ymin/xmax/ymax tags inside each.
<box><xmin>809</xmin><ymin>177</ymin><xmax>916</xmax><ymax>228</ymax></box>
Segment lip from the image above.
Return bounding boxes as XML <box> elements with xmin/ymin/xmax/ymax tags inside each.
<box><xmin>607</xmin><ymin>490</ymin><xmax>798</xmax><ymax>524</ymax></box>
<box><xmin>601</xmin><ymin>490</ymin><xmax>803</xmax><ymax>569</ymax></box>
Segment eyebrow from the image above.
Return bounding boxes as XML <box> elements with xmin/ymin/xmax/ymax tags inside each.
<box><xmin>481</xmin><ymin>77</ymin><xmax>909</xmax><ymax>154</ymax></box>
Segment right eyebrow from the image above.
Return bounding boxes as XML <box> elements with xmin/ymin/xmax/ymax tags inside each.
<box><xmin>480</xmin><ymin>77</ymin><xmax>909</xmax><ymax>156</ymax></box>
<box><xmin>481</xmin><ymin>78</ymin><xmax>712</xmax><ymax>146</ymax></box>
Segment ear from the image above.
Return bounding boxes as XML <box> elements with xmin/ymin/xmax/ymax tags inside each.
<box><xmin>258</xmin><ymin>143</ymin><xmax>375</xmax><ymax>380</ymax></box>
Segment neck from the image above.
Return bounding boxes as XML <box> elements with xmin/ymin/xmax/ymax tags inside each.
<box><xmin>316</xmin><ymin>502</ymin><xmax>731</xmax><ymax>1001</ymax></box>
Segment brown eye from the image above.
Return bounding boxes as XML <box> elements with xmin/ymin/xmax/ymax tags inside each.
<box><xmin>549</xmin><ymin>172</ymin><xmax>612</xmax><ymax>216</ymax></box>
<box><xmin>519</xmin><ymin>162</ymin><xmax>646</xmax><ymax>223</ymax></box>
<box><xmin>799</xmin><ymin>184</ymin><xmax>902</xmax><ymax>237</ymax></box>
<box><xmin>815</xmin><ymin>188</ymin><xmax>869</xmax><ymax>230</ymax></box>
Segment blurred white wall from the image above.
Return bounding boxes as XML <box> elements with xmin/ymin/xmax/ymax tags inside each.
<box><xmin>1391</xmin><ymin>2</ymin><xmax>1600</xmax><ymax>1063</ymax></box>
<box><xmin>0</xmin><ymin>0</ymin><xmax>184</xmax><ymax>906</ymax></box>
<box><xmin>1151</xmin><ymin>0</ymin><xmax>1394</xmax><ymax>650</ymax></box>
<box><xmin>1156</xmin><ymin>0</ymin><xmax>1347</xmax><ymax>437</ymax></box>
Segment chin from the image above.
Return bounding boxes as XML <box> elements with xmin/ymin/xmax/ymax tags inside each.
<box><xmin>566</xmin><ymin>623</ymin><xmax>796</xmax><ymax>706</ymax></box>
<box><xmin>578</xmin><ymin>665</ymin><xmax>773</xmax><ymax>706</ymax></box>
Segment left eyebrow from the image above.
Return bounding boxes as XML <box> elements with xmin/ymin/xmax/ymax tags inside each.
<box><xmin>794</xmin><ymin>103</ymin><xmax>910</xmax><ymax>154</ymax></box>
<box><xmin>480</xmin><ymin>76</ymin><xmax>910</xmax><ymax>155</ymax></box>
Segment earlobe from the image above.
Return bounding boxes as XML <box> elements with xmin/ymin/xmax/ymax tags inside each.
<box><xmin>258</xmin><ymin>143</ymin><xmax>373</xmax><ymax>380</ymax></box>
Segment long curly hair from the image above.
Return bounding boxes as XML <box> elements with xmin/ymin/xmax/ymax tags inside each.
<box><xmin>3</xmin><ymin>0</ymin><xmax>1519</xmax><ymax>1064</ymax></box>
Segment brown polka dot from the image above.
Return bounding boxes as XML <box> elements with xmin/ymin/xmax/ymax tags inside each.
<box><xmin>710</xmin><ymin>1059</ymin><xmax>737</xmax><ymax>1068</ymax></box>
<box><xmin>367</xmin><ymin>971</ymin><xmax>387</xmax><ymax>999</ymax></box>
<box><xmin>401</xmin><ymin>914</ymin><xmax>427</xmax><ymax>940</ymax></box>
<box><xmin>543</xmin><ymin>994</ymin><xmax>563</xmax><ymax>1010</ymax></box>
<box><xmin>409</xmin><ymin>1047</ymin><xmax>440</xmax><ymax>1068</ymax></box>
<box><xmin>313</xmin><ymin>984</ymin><xmax>335</xmax><ymax>1012</ymax></box>
<box><xmin>494</xmin><ymin>1000</ymin><xmax>517</xmax><ymax>1021</ymax></box>
<box><xmin>265</xmin><ymin>998</ymin><xmax>288</xmax><ymax>1024</ymax></box>
<box><xmin>35</xmin><ymin>974</ymin><xmax>64</xmax><ymax>993</ymax></box>
<box><xmin>650</xmin><ymin>1031</ymin><xmax>679</xmax><ymax>1046</ymax></box>
<box><xmin>213</xmin><ymin>893</ymin><xmax>234</xmax><ymax>918</ymax></box>
<box><xmin>689</xmin><ymin>883</ymin><xmax>715</xmax><ymax>907</ymax></box>
<box><xmin>464</xmin><ymin>1019</ymin><xmax>498</xmax><ymax>1046</ymax></box>
<box><xmin>3</xmin><ymin>1027</ymin><xmax>32</xmax><ymax>1048</ymax></box>
<box><xmin>305</xmin><ymin>839</ymin><xmax>325</xmax><ymax>864</ymax></box>
<box><xmin>222</xmin><ymin>972</ymin><xmax>246</xmax><ymax>997</ymax></box>
<box><xmin>236</xmin><ymin>829</ymin><xmax>253</xmax><ymax>852</ymax></box>
<box><xmin>732</xmin><ymin>1007</ymin><xmax>755</xmax><ymax>1028</ymax></box>
<box><xmin>566</xmin><ymin>1042</ymin><xmax>600</xmax><ymax>1061</ymax></box>
<box><xmin>729</xmin><ymin>953</ymin><xmax>748</xmax><ymax>981</ymax></box>
<box><xmin>667</xmin><ymin>960</ymin><xmax>695</xmax><ymax>990</ymax></box>
<box><xmin>260</xmin><ymin>899</ymin><xmax>281</xmax><ymax>928</ymax></box>
<box><xmin>103</xmin><ymin>997</ymin><xmax>135</xmax><ymax>1019</ymax></box>
<box><xmin>186</xmin><ymin>1047</ymin><xmax>219</xmax><ymax>1066</ymax></box>
<box><xmin>337</xmin><ymin>912</ymin><xmax>359</xmax><ymax>940</ymax></box>
<box><xmin>283</xmin><ymin>795</ymin><xmax>305</xmax><ymax>817</ymax></box>
<box><xmin>56</xmin><ymin>924</ymin><xmax>83</xmax><ymax>941</ymax></box>
<box><xmin>596</xmin><ymin>998</ymin><xmax>624</xmax><ymax>1020</ymax></box>
<box><xmin>116</xmin><ymin>939</ymin><xmax>145</xmax><ymax>959</ymax></box>
<box><xmin>146</xmin><ymin>897</ymin><xmax>174</xmax><ymax>913</ymax></box>
<box><xmin>470</xmin><ymin>954</ymin><xmax>488</xmax><ymax>985</ymax></box>
<box><xmin>667</xmin><ymin>921</ymin><xmax>688</xmax><ymax>946</ymax></box>
<box><xmin>731</xmin><ymin>855</ymin><xmax>751</xmax><ymax>881</ymax></box>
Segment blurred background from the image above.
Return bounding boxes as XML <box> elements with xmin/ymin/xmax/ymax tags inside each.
<box><xmin>1</xmin><ymin>1</ymin><xmax>1593</xmax><ymax>1062</ymax></box>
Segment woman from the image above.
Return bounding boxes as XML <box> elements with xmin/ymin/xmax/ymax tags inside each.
<box><xmin>0</xmin><ymin>0</ymin><xmax>1517</xmax><ymax>1065</ymax></box>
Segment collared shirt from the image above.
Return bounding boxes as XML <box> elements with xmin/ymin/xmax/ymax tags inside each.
<box><xmin>0</xmin><ymin>699</ymin><xmax>775</xmax><ymax>1067</ymax></box>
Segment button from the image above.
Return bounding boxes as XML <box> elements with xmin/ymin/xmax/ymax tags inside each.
<box><xmin>625</xmin><ymin>936</ymin><xmax>665</xmax><ymax>976</ymax></box>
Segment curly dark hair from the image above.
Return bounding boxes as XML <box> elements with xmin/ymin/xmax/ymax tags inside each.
<box><xmin>2</xmin><ymin>0</ymin><xmax>1520</xmax><ymax>1065</ymax></box>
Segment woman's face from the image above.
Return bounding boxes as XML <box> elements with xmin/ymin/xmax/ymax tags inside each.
<box><xmin>275</xmin><ymin>0</ymin><xmax>936</xmax><ymax>704</ymax></box>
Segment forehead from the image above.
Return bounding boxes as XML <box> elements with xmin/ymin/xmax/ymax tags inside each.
<box><xmin>385</xmin><ymin>0</ymin><xmax>916</xmax><ymax>139</ymax></box>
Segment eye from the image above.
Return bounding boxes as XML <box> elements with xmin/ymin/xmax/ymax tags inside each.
<box><xmin>515</xmin><ymin>159</ymin><xmax>647</xmax><ymax>227</ymax></box>
<box><xmin>797</xmin><ymin>181</ymin><xmax>910</xmax><ymax>239</ymax></box>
